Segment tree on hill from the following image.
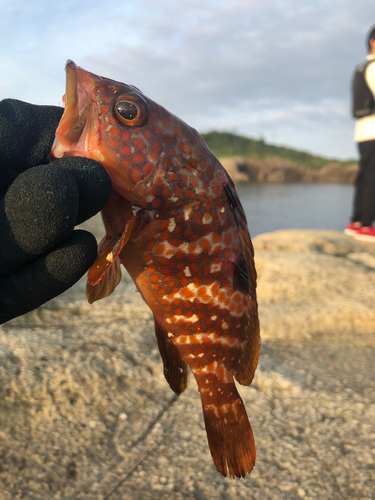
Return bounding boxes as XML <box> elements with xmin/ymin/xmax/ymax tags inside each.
<box><xmin>201</xmin><ymin>131</ymin><xmax>355</xmax><ymax>170</ymax></box>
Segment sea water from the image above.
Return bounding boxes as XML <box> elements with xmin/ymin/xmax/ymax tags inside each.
<box><xmin>236</xmin><ymin>183</ymin><xmax>354</xmax><ymax>238</ymax></box>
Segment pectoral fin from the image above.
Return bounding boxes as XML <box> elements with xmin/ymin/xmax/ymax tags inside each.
<box><xmin>86</xmin><ymin>215</ymin><xmax>137</xmax><ymax>304</ymax></box>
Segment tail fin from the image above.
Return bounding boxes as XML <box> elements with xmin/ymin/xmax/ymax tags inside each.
<box><xmin>201</xmin><ymin>388</ymin><xmax>255</xmax><ymax>478</ymax></box>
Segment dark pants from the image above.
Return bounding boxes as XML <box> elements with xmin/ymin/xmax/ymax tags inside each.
<box><xmin>352</xmin><ymin>139</ymin><xmax>375</xmax><ymax>226</ymax></box>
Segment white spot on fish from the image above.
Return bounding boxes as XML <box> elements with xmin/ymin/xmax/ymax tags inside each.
<box><xmin>168</xmin><ymin>331</ymin><xmax>174</xmax><ymax>337</ymax></box>
<box><xmin>193</xmin><ymin>332</ymin><xmax>240</xmax><ymax>348</ymax></box>
<box><xmin>106</xmin><ymin>252</ymin><xmax>114</xmax><ymax>262</ymax></box>
<box><xmin>168</xmin><ymin>218</ymin><xmax>176</xmax><ymax>232</ymax></box>
<box><xmin>187</xmin><ymin>282</ymin><xmax>199</xmax><ymax>293</ymax></box>
<box><xmin>184</xmin><ymin>266</ymin><xmax>192</xmax><ymax>277</ymax></box>
<box><xmin>194</xmin><ymin>361</ymin><xmax>219</xmax><ymax>376</ymax></box>
<box><xmin>162</xmin><ymin>281</ymin><xmax>202</xmax><ymax>303</ymax></box>
<box><xmin>146</xmin><ymin>195</ymin><xmax>154</xmax><ymax>203</ymax></box>
<box><xmin>158</xmin><ymin>241</ymin><xmax>202</xmax><ymax>260</ymax></box>
<box><xmin>210</xmin><ymin>262</ymin><xmax>221</xmax><ymax>273</ymax></box>
<box><xmin>202</xmin><ymin>213</ymin><xmax>213</xmax><ymax>224</ymax></box>
<box><xmin>184</xmin><ymin>206</ymin><xmax>192</xmax><ymax>220</ymax></box>
<box><xmin>169</xmin><ymin>314</ymin><xmax>199</xmax><ymax>324</ymax></box>
<box><xmin>175</xmin><ymin>335</ymin><xmax>191</xmax><ymax>345</ymax></box>
<box><xmin>179</xmin><ymin>242</ymin><xmax>190</xmax><ymax>253</ymax></box>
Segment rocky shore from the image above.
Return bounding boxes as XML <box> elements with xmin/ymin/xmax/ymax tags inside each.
<box><xmin>220</xmin><ymin>157</ymin><xmax>358</xmax><ymax>184</ymax></box>
<box><xmin>0</xmin><ymin>223</ymin><xmax>374</xmax><ymax>499</ymax></box>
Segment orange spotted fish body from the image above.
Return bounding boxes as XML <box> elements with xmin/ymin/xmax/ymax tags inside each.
<box><xmin>51</xmin><ymin>61</ymin><xmax>260</xmax><ymax>478</ymax></box>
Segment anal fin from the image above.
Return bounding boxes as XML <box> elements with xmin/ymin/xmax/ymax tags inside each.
<box><xmin>154</xmin><ymin>319</ymin><xmax>188</xmax><ymax>395</ymax></box>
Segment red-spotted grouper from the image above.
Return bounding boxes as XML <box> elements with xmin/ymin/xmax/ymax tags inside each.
<box><xmin>51</xmin><ymin>60</ymin><xmax>260</xmax><ymax>478</ymax></box>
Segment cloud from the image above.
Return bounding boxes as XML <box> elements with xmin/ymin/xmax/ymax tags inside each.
<box><xmin>1</xmin><ymin>0</ymin><xmax>374</xmax><ymax>158</ymax></box>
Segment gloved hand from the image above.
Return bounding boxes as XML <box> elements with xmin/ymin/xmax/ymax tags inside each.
<box><xmin>0</xmin><ymin>99</ymin><xmax>112</xmax><ymax>324</ymax></box>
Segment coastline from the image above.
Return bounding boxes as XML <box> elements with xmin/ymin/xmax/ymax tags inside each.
<box><xmin>220</xmin><ymin>156</ymin><xmax>358</xmax><ymax>184</ymax></box>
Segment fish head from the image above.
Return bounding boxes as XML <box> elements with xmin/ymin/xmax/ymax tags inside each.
<box><xmin>51</xmin><ymin>60</ymin><xmax>220</xmax><ymax>211</ymax></box>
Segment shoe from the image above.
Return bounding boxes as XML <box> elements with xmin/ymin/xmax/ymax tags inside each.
<box><xmin>353</xmin><ymin>226</ymin><xmax>375</xmax><ymax>242</ymax></box>
<box><xmin>344</xmin><ymin>223</ymin><xmax>359</xmax><ymax>235</ymax></box>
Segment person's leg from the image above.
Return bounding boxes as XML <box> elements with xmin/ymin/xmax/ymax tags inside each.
<box><xmin>351</xmin><ymin>142</ymin><xmax>367</xmax><ymax>225</ymax></box>
<box><xmin>358</xmin><ymin>139</ymin><xmax>375</xmax><ymax>227</ymax></box>
<box><xmin>345</xmin><ymin>142</ymin><xmax>366</xmax><ymax>234</ymax></box>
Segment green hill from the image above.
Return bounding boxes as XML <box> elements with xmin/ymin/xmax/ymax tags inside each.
<box><xmin>201</xmin><ymin>131</ymin><xmax>356</xmax><ymax>170</ymax></box>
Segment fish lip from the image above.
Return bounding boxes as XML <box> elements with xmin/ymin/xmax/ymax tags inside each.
<box><xmin>56</xmin><ymin>60</ymin><xmax>93</xmax><ymax>148</ymax></box>
<box><xmin>65</xmin><ymin>60</ymin><xmax>79</xmax><ymax>118</ymax></box>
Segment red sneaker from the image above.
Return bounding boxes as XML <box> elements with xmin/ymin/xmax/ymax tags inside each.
<box><xmin>354</xmin><ymin>226</ymin><xmax>375</xmax><ymax>242</ymax></box>
<box><xmin>344</xmin><ymin>223</ymin><xmax>360</xmax><ymax>235</ymax></box>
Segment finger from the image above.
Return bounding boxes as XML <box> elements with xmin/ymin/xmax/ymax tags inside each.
<box><xmin>0</xmin><ymin>164</ymin><xmax>79</xmax><ymax>277</ymax></box>
<box><xmin>0</xmin><ymin>229</ymin><xmax>97</xmax><ymax>324</ymax></box>
<box><xmin>0</xmin><ymin>99</ymin><xmax>64</xmax><ymax>193</ymax></box>
<box><xmin>54</xmin><ymin>156</ymin><xmax>112</xmax><ymax>224</ymax></box>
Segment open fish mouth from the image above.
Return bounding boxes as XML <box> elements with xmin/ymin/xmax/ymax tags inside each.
<box><xmin>51</xmin><ymin>60</ymin><xmax>95</xmax><ymax>158</ymax></box>
<box><xmin>61</xmin><ymin>60</ymin><xmax>93</xmax><ymax>146</ymax></box>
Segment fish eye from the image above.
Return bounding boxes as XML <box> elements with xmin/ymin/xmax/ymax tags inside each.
<box><xmin>115</xmin><ymin>101</ymin><xmax>138</xmax><ymax>120</ymax></box>
<box><xmin>114</xmin><ymin>93</ymin><xmax>148</xmax><ymax>127</ymax></box>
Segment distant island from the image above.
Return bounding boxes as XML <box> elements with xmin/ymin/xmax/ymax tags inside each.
<box><xmin>201</xmin><ymin>131</ymin><xmax>358</xmax><ymax>183</ymax></box>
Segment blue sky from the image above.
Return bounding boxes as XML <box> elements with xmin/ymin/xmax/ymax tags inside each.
<box><xmin>1</xmin><ymin>0</ymin><xmax>374</xmax><ymax>159</ymax></box>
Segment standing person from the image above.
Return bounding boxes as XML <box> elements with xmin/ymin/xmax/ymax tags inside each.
<box><xmin>346</xmin><ymin>25</ymin><xmax>375</xmax><ymax>241</ymax></box>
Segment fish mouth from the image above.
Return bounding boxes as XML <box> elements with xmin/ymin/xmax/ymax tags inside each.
<box><xmin>63</xmin><ymin>60</ymin><xmax>94</xmax><ymax>145</ymax></box>
<box><xmin>51</xmin><ymin>60</ymin><xmax>95</xmax><ymax>157</ymax></box>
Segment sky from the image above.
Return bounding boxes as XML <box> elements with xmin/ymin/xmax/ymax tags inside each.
<box><xmin>1</xmin><ymin>0</ymin><xmax>374</xmax><ymax>160</ymax></box>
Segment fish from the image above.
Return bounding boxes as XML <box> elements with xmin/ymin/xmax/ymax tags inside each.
<box><xmin>51</xmin><ymin>60</ymin><xmax>260</xmax><ymax>478</ymax></box>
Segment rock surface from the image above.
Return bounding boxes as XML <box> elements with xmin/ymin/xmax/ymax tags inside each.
<box><xmin>220</xmin><ymin>157</ymin><xmax>358</xmax><ymax>184</ymax></box>
<box><xmin>1</xmin><ymin>222</ymin><xmax>374</xmax><ymax>499</ymax></box>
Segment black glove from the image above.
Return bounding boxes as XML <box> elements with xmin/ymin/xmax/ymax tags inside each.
<box><xmin>0</xmin><ymin>99</ymin><xmax>112</xmax><ymax>324</ymax></box>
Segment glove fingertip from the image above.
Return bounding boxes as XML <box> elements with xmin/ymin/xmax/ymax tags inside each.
<box><xmin>45</xmin><ymin>229</ymin><xmax>98</xmax><ymax>284</ymax></box>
